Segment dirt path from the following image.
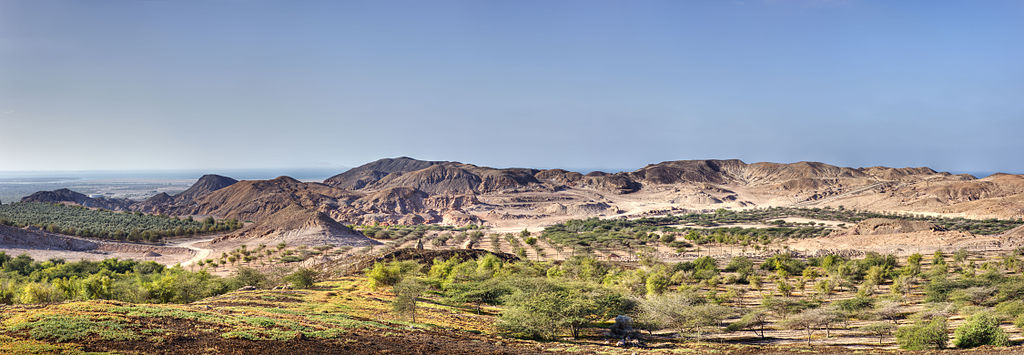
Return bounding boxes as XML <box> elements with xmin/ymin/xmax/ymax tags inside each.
<box><xmin>174</xmin><ymin>236</ymin><xmax>218</xmax><ymax>267</ymax></box>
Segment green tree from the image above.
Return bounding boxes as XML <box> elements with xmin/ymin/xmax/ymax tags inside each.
<box><xmin>232</xmin><ymin>267</ymin><xmax>268</xmax><ymax>288</ymax></box>
<box><xmin>393</xmin><ymin>277</ymin><xmax>427</xmax><ymax>323</ymax></box>
<box><xmin>496</xmin><ymin>279</ymin><xmax>569</xmax><ymax>340</ymax></box>
<box><xmin>861</xmin><ymin>322</ymin><xmax>896</xmax><ymax>344</ymax></box>
<box><xmin>953</xmin><ymin>312</ymin><xmax>1009</xmax><ymax>349</ymax></box>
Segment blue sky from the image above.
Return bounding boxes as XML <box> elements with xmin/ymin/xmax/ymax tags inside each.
<box><xmin>1</xmin><ymin>0</ymin><xmax>1022</xmax><ymax>174</ymax></box>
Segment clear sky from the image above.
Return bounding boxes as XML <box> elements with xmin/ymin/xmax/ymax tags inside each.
<box><xmin>1</xmin><ymin>0</ymin><xmax>1022</xmax><ymax>174</ymax></box>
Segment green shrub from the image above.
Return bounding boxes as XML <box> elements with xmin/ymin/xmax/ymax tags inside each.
<box><xmin>232</xmin><ymin>267</ymin><xmax>268</xmax><ymax>288</ymax></box>
<box><xmin>896</xmin><ymin>317</ymin><xmax>948</xmax><ymax>350</ymax></box>
<box><xmin>953</xmin><ymin>312</ymin><xmax>1009</xmax><ymax>348</ymax></box>
<box><xmin>834</xmin><ymin>295</ymin><xmax>874</xmax><ymax>313</ymax></box>
<box><xmin>284</xmin><ymin>268</ymin><xmax>316</xmax><ymax>289</ymax></box>
<box><xmin>367</xmin><ymin>261</ymin><xmax>421</xmax><ymax>289</ymax></box>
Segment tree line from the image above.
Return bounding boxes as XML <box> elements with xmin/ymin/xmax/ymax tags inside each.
<box><xmin>0</xmin><ymin>202</ymin><xmax>241</xmax><ymax>242</ymax></box>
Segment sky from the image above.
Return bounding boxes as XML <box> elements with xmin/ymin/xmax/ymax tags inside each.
<box><xmin>1</xmin><ymin>0</ymin><xmax>1022</xmax><ymax>174</ymax></box>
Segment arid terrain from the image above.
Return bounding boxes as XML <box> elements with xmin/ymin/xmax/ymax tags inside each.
<box><xmin>7</xmin><ymin>158</ymin><xmax>1024</xmax><ymax>265</ymax></box>
<box><xmin>4</xmin><ymin>157</ymin><xmax>1024</xmax><ymax>354</ymax></box>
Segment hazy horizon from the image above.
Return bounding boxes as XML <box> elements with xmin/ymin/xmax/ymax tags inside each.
<box><xmin>3</xmin><ymin>0</ymin><xmax>1022</xmax><ymax>173</ymax></box>
<box><xmin>0</xmin><ymin>157</ymin><xmax>1019</xmax><ymax>180</ymax></box>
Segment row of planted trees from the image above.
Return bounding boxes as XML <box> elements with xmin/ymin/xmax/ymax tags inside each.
<box><xmin>0</xmin><ymin>202</ymin><xmax>241</xmax><ymax>242</ymax></box>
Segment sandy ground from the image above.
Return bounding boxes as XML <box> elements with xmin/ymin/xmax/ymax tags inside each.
<box><xmin>0</xmin><ymin>227</ymin><xmax>234</xmax><ymax>266</ymax></box>
<box><xmin>0</xmin><ymin>245</ymin><xmax>194</xmax><ymax>265</ymax></box>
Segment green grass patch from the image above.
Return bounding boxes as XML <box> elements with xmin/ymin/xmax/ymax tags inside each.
<box><xmin>8</xmin><ymin>314</ymin><xmax>139</xmax><ymax>342</ymax></box>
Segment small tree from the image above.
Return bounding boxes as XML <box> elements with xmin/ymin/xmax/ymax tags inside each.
<box><xmin>875</xmin><ymin>301</ymin><xmax>907</xmax><ymax>325</ymax></box>
<box><xmin>393</xmin><ymin>278</ymin><xmax>427</xmax><ymax>323</ymax></box>
<box><xmin>233</xmin><ymin>267</ymin><xmax>268</xmax><ymax>288</ymax></box>
<box><xmin>640</xmin><ymin>291</ymin><xmax>732</xmax><ymax>342</ymax></box>
<box><xmin>776</xmin><ymin>279</ymin><xmax>793</xmax><ymax>297</ymax></box>
<box><xmin>727</xmin><ymin>308</ymin><xmax>769</xmax><ymax>339</ymax></box>
<box><xmin>861</xmin><ymin>322</ymin><xmax>896</xmax><ymax>344</ymax></box>
<box><xmin>815</xmin><ymin>278</ymin><xmax>835</xmax><ymax>299</ymax></box>
<box><xmin>785</xmin><ymin>308</ymin><xmax>825</xmax><ymax>345</ymax></box>
<box><xmin>762</xmin><ymin>295</ymin><xmax>802</xmax><ymax>320</ymax></box>
<box><xmin>367</xmin><ymin>261</ymin><xmax>421</xmax><ymax>289</ymax></box>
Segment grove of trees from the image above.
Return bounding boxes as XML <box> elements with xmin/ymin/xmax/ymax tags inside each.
<box><xmin>0</xmin><ymin>202</ymin><xmax>241</xmax><ymax>242</ymax></box>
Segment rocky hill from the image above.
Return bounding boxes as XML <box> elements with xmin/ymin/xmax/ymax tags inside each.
<box><xmin>21</xmin><ymin>188</ymin><xmax>133</xmax><ymax>210</ymax></box>
<box><xmin>162</xmin><ymin>176</ymin><xmax>357</xmax><ymax>222</ymax></box>
<box><xmin>210</xmin><ymin>205</ymin><xmax>380</xmax><ymax>248</ymax></box>
<box><xmin>16</xmin><ymin>158</ymin><xmax>1024</xmax><ymax>242</ymax></box>
<box><xmin>324</xmin><ymin>156</ymin><xmax>444</xmax><ymax>190</ymax></box>
<box><xmin>135</xmin><ymin>174</ymin><xmax>238</xmax><ymax>213</ymax></box>
<box><xmin>174</xmin><ymin>174</ymin><xmax>239</xmax><ymax>201</ymax></box>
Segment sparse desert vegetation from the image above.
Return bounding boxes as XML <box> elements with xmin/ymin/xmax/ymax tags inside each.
<box><xmin>4</xmin><ymin>159</ymin><xmax>1024</xmax><ymax>354</ymax></box>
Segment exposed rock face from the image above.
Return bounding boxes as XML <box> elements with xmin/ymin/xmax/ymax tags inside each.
<box><xmin>351</xmin><ymin>187</ymin><xmax>429</xmax><ymax>215</ymax></box>
<box><xmin>629</xmin><ymin>159</ymin><xmax>747</xmax><ymax>185</ymax></box>
<box><xmin>535</xmin><ymin>169</ymin><xmax>584</xmax><ymax>185</ymax></box>
<box><xmin>360</xmin><ymin>163</ymin><xmax>543</xmax><ymax>195</ymax></box>
<box><xmin>214</xmin><ymin>205</ymin><xmax>380</xmax><ymax>247</ymax></box>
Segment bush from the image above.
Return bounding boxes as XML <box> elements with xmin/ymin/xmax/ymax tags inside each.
<box><xmin>19</xmin><ymin>282</ymin><xmax>60</xmax><ymax>304</ymax></box>
<box><xmin>284</xmin><ymin>268</ymin><xmax>316</xmax><ymax>289</ymax></box>
<box><xmin>367</xmin><ymin>261</ymin><xmax>421</xmax><ymax>289</ymax></box>
<box><xmin>232</xmin><ymin>267</ymin><xmax>268</xmax><ymax>288</ymax></box>
<box><xmin>953</xmin><ymin>312</ymin><xmax>1009</xmax><ymax>348</ymax></box>
<box><xmin>896</xmin><ymin>317</ymin><xmax>948</xmax><ymax>350</ymax></box>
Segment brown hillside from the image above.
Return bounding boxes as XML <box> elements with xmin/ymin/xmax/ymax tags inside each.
<box><xmin>173</xmin><ymin>176</ymin><xmax>358</xmax><ymax>222</ymax></box>
<box><xmin>212</xmin><ymin>205</ymin><xmax>379</xmax><ymax>248</ymax></box>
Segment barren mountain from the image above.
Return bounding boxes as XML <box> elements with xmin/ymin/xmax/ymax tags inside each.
<box><xmin>210</xmin><ymin>205</ymin><xmax>380</xmax><ymax>248</ymax></box>
<box><xmin>165</xmin><ymin>176</ymin><xmax>358</xmax><ymax>222</ymax></box>
<box><xmin>135</xmin><ymin>174</ymin><xmax>238</xmax><ymax>213</ymax></box>
<box><xmin>173</xmin><ymin>174</ymin><xmax>239</xmax><ymax>202</ymax></box>
<box><xmin>16</xmin><ymin>158</ymin><xmax>1024</xmax><ymax>242</ymax></box>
